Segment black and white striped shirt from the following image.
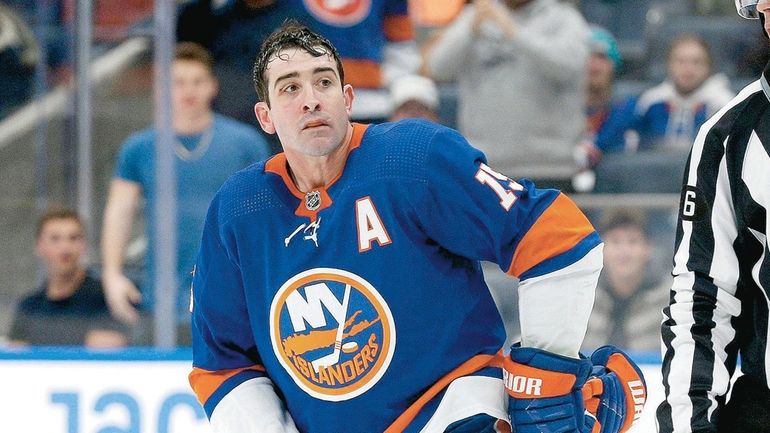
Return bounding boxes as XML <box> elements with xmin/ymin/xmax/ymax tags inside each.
<box><xmin>657</xmin><ymin>62</ymin><xmax>770</xmax><ymax>433</ymax></box>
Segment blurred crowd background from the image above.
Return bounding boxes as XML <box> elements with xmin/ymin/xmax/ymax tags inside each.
<box><xmin>0</xmin><ymin>0</ymin><xmax>766</xmax><ymax>350</ymax></box>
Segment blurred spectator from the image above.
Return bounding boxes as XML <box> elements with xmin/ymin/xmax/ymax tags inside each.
<box><xmin>584</xmin><ymin>26</ymin><xmax>636</xmax><ymax>157</ymax></box>
<box><xmin>8</xmin><ymin>208</ymin><xmax>127</xmax><ymax>348</ymax></box>
<box><xmin>573</xmin><ymin>25</ymin><xmax>636</xmax><ymax>191</ymax></box>
<box><xmin>425</xmin><ymin>0</ymin><xmax>590</xmax><ymax>190</ymax></box>
<box><xmin>6</xmin><ymin>0</ymin><xmax>73</xmax><ymax>88</ymax></box>
<box><xmin>388</xmin><ymin>74</ymin><xmax>440</xmax><ymax>122</ymax></box>
<box><xmin>409</xmin><ymin>0</ymin><xmax>466</xmax><ymax>28</ymax></box>
<box><xmin>0</xmin><ymin>3</ymin><xmax>39</xmax><ymax>118</ymax></box>
<box><xmin>582</xmin><ymin>208</ymin><xmax>670</xmax><ymax>352</ymax></box>
<box><xmin>633</xmin><ymin>34</ymin><xmax>735</xmax><ymax>151</ymax></box>
<box><xmin>101</xmin><ymin>42</ymin><xmax>270</xmax><ymax>345</ymax></box>
<box><xmin>693</xmin><ymin>0</ymin><xmax>735</xmax><ymax>15</ymax></box>
<box><xmin>177</xmin><ymin>0</ymin><xmax>420</xmax><ymax>140</ymax></box>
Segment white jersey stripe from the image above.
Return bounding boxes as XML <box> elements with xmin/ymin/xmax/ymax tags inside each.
<box><xmin>743</xmin><ymin>131</ymin><xmax>770</xmax><ymax>390</ymax></box>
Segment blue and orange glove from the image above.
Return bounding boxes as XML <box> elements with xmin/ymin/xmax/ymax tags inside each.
<box><xmin>582</xmin><ymin>346</ymin><xmax>647</xmax><ymax>433</ymax></box>
<box><xmin>503</xmin><ymin>346</ymin><xmax>597</xmax><ymax>433</ymax></box>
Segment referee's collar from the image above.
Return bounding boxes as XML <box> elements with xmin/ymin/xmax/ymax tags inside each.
<box><xmin>762</xmin><ymin>60</ymin><xmax>770</xmax><ymax>102</ymax></box>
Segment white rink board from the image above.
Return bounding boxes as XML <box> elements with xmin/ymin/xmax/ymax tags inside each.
<box><xmin>0</xmin><ymin>350</ymin><xmax>664</xmax><ymax>433</ymax></box>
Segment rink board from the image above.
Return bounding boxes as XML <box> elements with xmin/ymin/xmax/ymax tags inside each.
<box><xmin>0</xmin><ymin>349</ymin><xmax>663</xmax><ymax>433</ymax></box>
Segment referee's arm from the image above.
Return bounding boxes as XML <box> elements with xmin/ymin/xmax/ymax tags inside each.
<box><xmin>656</xmin><ymin>108</ymin><xmax>743</xmax><ymax>433</ymax></box>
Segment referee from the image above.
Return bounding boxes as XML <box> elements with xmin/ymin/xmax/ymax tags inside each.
<box><xmin>657</xmin><ymin>1</ymin><xmax>770</xmax><ymax>432</ymax></box>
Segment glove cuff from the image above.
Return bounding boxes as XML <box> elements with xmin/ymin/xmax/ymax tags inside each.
<box><xmin>505</xmin><ymin>347</ymin><xmax>592</xmax><ymax>399</ymax></box>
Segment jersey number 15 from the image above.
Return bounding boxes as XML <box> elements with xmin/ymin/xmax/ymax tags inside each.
<box><xmin>474</xmin><ymin>163</ymin><xmax>524</xmax><ymax>211</ymax></box>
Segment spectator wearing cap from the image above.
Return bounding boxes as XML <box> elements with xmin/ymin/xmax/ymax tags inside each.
<box><xmin>388</xmin><ymin>74</ymin><xmax>440</xmax><ymax>123</ymax></box>
<box><xmin>575</xmin><ymin>26</ymin><xmax>637</xmax><ymax>174</ymax></box>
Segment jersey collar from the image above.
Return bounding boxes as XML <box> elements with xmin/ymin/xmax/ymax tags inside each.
<box><xmin>265</xmin><ymin>123</ymin><xmax>368</xmax><ymax>220</ymax></box>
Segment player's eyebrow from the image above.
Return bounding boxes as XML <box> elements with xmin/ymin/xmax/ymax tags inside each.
<box><xmin>312</xmin><ymin>67</ymin><xmax>337</xmax><ymax>78</ymax></box>
<box><xmin>273</xmin><ymin>71</ymin><xmax>299</xmax><ymax>89</ymax></box>
<box><xmin>273</xmin><ymin>67</ymin><xmax>338</xmax><ymax>90</ymax></box>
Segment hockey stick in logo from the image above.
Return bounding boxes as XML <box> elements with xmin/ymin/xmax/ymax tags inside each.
<box><xmin>311</xmin><ymin>283</ymin><xmax>352</xmax><ymax>372</ymax></box>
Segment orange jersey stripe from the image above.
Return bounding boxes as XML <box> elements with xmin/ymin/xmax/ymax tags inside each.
<box><xmin>189</xmin><ymin>365</ymin><xmax>266</xmax><ymax>406</ymax></box>
<box><xmin>383</xmin><ymin>352</ymin><xmax>503</xmax><ymax>433</ymax></box>
<box><xmin>343</xmin><ymin>59</ymin><xmax>383</xmax><ymax>88</ymax></box>
<box><xmin>507</xmin><ymin>193</ymin><xmax>595</xmax><ymax>277</ymax></box>
<box><xmin>384</xmin><ymin>15</ymin><xmax>415</xmax><ymax>41</ymax></box>
<box><xmin>264</xmin><ymin>123</ymin><xmax>369</xmax><ymax>220</ymax></box>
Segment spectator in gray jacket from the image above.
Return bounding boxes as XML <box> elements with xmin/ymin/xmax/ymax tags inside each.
<box><xmin>425</xmin><ymin>0</ymin><xmax>590</xmax><ymax>191</ymax></box>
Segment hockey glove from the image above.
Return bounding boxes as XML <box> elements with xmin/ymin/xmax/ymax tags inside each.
<box><xmin>583</xmin><ymin>346</ymin><xmax>647</xmax><ymax>433</ymax></box>
<box><xmin>504</xmin><ymin>346</ymin><xmax>596</xmax><ymax>433</ymax></box>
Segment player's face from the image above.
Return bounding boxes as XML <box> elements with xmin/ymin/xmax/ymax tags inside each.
<box><xmin>668</xmin><ymin>40</ymin><xmax>711</xmax><ymax>96</ymax></box>
<box><xmin>36</xmin><ymin>218</ymin><xmax>86</xmax><ymax>277</ymax></box>
<box><xmin>587</xmin><ymin>52</ymin><xmax>614</xmax><ymax>92</ymax></box>
<box><xmin>254</xmin><ymin>48</ymin><xmax>354</xmax><ymax>158</ymax></box>
<box><xmin>602</xmin><ymin>226</ymin><xmax>651</xmax><ymax>290</ymax></box>
<box><xmin>171</xmin><ymin>60</ymin><xmax>218</xmax><ymax>117</ymax></box>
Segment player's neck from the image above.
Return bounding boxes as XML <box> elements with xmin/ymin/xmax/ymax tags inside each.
<box><xmin>173</xmin><ymin>110</ymin><xmax>214</xmax><ymax>135</ymax></box>
<box><xmin>46</xmin><ymin>267</ymin><xmax>86</xmax><ymax>301</ymax></box>
<box><xmin>286</xmin><ymin>125</ymin><xmax>354</xmax><ymax>192</ymax></box>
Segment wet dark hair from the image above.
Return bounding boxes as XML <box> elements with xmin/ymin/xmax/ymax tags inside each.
<box><xmin>253</xmin><ymin>20</ymin><xmax>344</xmax><ymax>106</ymax></box>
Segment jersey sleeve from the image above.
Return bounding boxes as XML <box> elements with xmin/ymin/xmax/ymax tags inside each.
<box><xmin>657</xmin><ymin>110</ymin><xmax>743</xmax><ymax>433</ymax></box>
<box><xmin>417</xmin><ymin>126</ymin><xmax>600</xmax><ymax>280</ymax></box>
<box><xmin>188</xmin><ymin>195</ymin><xmax>269</xmax><ymax>419</ymax></box>
<box><xmin>414</xmin><ymin>126</ymin><xmax>602</xmax><ymax>356</ymax></box>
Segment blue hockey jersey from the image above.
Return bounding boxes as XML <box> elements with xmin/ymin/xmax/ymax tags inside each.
<box><xmin>189</xmin><ymin>120</ymin><xmax>601</xmax><ymax>433</ymax></box>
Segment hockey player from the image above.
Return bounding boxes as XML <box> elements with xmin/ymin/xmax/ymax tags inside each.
<box><xmin>656</xmin><ymin>1</ymin><xmax>770</xmax><ymax>432</ymax></box>
<box><xmin>189</xmin><ymin>22</ymin><xmax>645</xmax><ymax>433</ymax></box>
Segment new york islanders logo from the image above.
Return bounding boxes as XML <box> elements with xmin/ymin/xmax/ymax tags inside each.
<box><xmin>302</xmin><ymin>0</ymin><xmax>371</xmax><ymax>27</ymax></box>
<box><xmin>270</xmin><ymin>268</ymin><xmax>396</xmax><ymax>401</ymax></box>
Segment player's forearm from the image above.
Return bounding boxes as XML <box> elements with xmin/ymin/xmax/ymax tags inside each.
<box><xmin>517</xmin><ymin>244</ymin><xmax>602</xmax><ymax>358</ymax></box>
<box><xmin>190</xmin><ymin>365</ymin><xmax>298</xmax><ymax>433</ymax></box>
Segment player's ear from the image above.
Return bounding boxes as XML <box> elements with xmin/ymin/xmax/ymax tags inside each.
<box><xmin>255</xmin><ymin>101</ymin><xmax>275</xmax><ymax>134</ymax></box>
<box><xmin>343</xmin><ymin>84</ymin><xmax>354</xmax><ymax>116</ymax></box>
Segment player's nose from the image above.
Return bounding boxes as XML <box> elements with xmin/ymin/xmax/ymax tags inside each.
<box><xmin>301</xmin><ymin>87</ymin><xmax>321</xmax><ymax>112</ymax></box>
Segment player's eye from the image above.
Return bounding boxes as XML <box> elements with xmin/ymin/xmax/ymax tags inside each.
<box><xmin>318</xmin><ymin>78</ymin><xmax>333</xmax><ymax>88</ymax></box>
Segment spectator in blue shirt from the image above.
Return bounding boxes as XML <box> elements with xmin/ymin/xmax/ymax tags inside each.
<box><xmin>101</xmin><ymin>42</ymin><xmax>271</xmax><ymax>345</ymax></box>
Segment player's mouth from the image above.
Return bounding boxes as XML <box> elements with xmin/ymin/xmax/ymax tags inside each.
<box><xmin>302</xmin><ymin>119</ymin><xmax>329</xmax><ymax>130</ymax></box>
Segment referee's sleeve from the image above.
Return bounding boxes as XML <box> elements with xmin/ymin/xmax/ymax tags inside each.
<box><xmin>656</xmin><ymin>109</ymin><xmax>743</xmax><ymax>433</ymax></box>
